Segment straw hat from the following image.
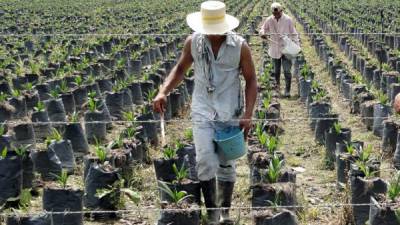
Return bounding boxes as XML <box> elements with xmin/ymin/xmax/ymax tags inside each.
<box><xmin>186</xmin><ymin>1</ymin><xmax>239</xmax><ymax>35</ymax></box>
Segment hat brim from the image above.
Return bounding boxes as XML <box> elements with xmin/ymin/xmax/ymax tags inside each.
<box><xmin>186</xmin><ymin>12</ymin><xmax>239</xmax><ymax>35</ymax></box>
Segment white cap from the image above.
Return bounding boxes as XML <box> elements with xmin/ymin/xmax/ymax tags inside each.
<box><xmin>271</xmin><ymin>2</ymin><xmax>283</xmax><ymax>11</ymax></box>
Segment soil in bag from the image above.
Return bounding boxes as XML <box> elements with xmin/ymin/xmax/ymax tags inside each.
<box><xmin>253</xmin><ymin>209</ymin><xmax>298</xmax><ymax>225</ymax></box>
<box><xmin>157</xmin><ymin>207</ymin><xmax>200</xmax><ymax>225</ymax></box>
<box><xmin>31</xmin><ymin>149</ymin><xmax>62</xmax><ymax>181</ymax></box>
<box><xmin>48</xmin><ymin>140</ymin><xmax>75</xmax><ymax>174</ymax></box>
<box><xmin>43</xmin><ymin>187</ymin><xmax>84</xmax><ymax>225</ymax></box>
<box><xmin>84</xmin><ymin>163</ymin><xmax>120</xmax><ymax>220</ymax></box>
<box><xmin>64</xmin><ymin>123</ymin><xmax>89</xmax><ymax>156</ymax></box>
<box><xmin>6</xmin><ymin>214</ymin><xmax>52</xmax><ymax>225</ymax></box>
<box><xmin>0</xmin><ymin>155</ymin><xmax>22</xmax><ymax>206</ymax></box>
<box><xmin>369</xmin><ymin>196</ymin><xmax>400</xmax><ymax>225</ymax></box>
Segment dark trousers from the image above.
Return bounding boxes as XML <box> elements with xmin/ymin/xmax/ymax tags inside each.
<box><xmin>272</xmin><ymin>55</ymin><xmax>293</xmax><ymax>87</ymax></box>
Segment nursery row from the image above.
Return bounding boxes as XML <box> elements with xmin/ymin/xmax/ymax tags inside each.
<box><xmin>289</xmin><ymin>5</ymin><xmax>400</xmax><ymax>225</ymax></box>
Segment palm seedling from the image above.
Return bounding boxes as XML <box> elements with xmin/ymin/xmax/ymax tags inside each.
<box><xmin>58</xmin><ymin>80</ymin><xmax>69</xmax><ymax>93</ymax></box>
<box><xmin>382</xmin><ymin>63</ymin><xmax>393</xmax><ymax>72</ymax></box>
<box><xmin>172</xmin><ymin>163</ymin><xmax>188</xmax><ymax>184</ymax></box>
<box><xmin>52</xmin><ymin>169</ymin><xmax>69</xmax><ymax>189</ymax></box>
<box><xmin>0</xmin><ymin>147</ymin><xmax>7</xmax><ymax>160</ymax></box>
<box><xmin>359</xmin><ymin>144</ymin><xmax>372</xmax><ymax>163</ymax></box>
<box><xmin>354</xmin><ymin>144</ymin><xmax>376</xmax><ymax>178</ymax></box>
<box><xmin>255</xmin><ymin>123</ymin><xmax>264</xmax><ymax>139</ymax></box>
<box><xmin>116</xmin><ymin>58</ymin><xmax>126</xmax><ymax>70</ymax></box>
<box><xmin>96</xmin><ymin>179</ymin><xmax>141</xmax><ymax>209</ymax></box>
<box><xmin>15</xmin><ymin>60</ymin><xmax>26</xmax><ymax>76</ymax></box>
<box><xmin>265</xmin><ymin>154</ymin><xmax>284</xmax><ymax>183</ymax></box>
<box><xmin>73</xmin><ymin>76</ymin><xmax>83</xmax><ymax>87</ymax></box>
<box><xmin>18</xmin><ymin>189</ymin><xmax>32</xmax><ymax>211</ymax></box>
<box><xmin>267</xmin><ymin>192</ymin><xmax>282</xmax><ymax>210</ymax></box>
<box><xmin>333</xmin><ymin>122</ymin><xmax>342</xmax><ymax>134</ymax></box>
<box><xmin>158</xmin><ymin>181</ymin><xmax>192</xmax><ymax>205</ymax></box>
<box><xmin>388</xmin><ymin>171</ymin><xmax>400</xmax><ymax>202</ymax></box>
<box><xmin>22</xmin><ymin>82</ymin><xmax>34</xmax><ymax>92</ymax></box>
<box><xmin>353</xmin><ymin>72</ymin><xmax>363</xmax><ymax>84</ymax></box>
<box><xmin>145</xmin><ymin>88</ymin><xmax>158</xmax><ymax>103</ymax></box>
<box><xmin>142</xmin><ymin>72</ymin><xmax>150</xmax><ymax>81</ymax></box>
<box><xmin>345</xmin><ymin>142</ymin><xmax>356</xmax><ymax>156</ymax></box>
<box><xmin>377</xmin><ymin>91</ymin><xmax>389</xmax><ymax>105</ymax></box>
<box><xmin>95</xmin><ymin>140</ymin><xmax>108</xmax><ymax>164</ymax></box>
<box><xmin>300</xmin><ymin>64</ymin><xmax>310</xmax><ymax>79</ymax></box>
<box><xmin>163</xmin><ymin>145</ymin><xmax>177</xmax><ymax>160</ymax></box>
<box><xmin>85</xmin><ymin>74</ymin><xmax>96</xmax><ymax>85</ymax></box>
<box><xmin>258</xmin><ymin>132</ymin><xmax>268</xmax><ymax>147</ymax></box>
<box><xmin>183</xmin><ymin>128</ymin><xmax>193</xmax><ymax>142</ymax></box>
<box><xmin>0</xmin><ymin>124</ymin><xmax>6</xmax><ymax>136</ymax></box>
<box><xmin>29</xmin><ymin>60</ymin><xmax>42</xmax><ymax>75</ymax></box>
<box><xmin>69</xmin><ymin>111</ymin><xmax>79</xmax><ymax>123</ymax></box>
<box><xmin>355</xmin><ymin>160</ymin><xmax>377</xmax><ymax>178</ymax></box>
<box><xmin>88</xmin><ymin>93</ymin><xmax>98</xmax><ymax>112</ymax></box>
<box><xmin>311</xmin><ymin>79</ymin><xmax>320</xmax><ymax>92</ymax></box>
<box><xmin>11</xmin><ymin>89</ymin><xmax>22</xmax><ymax>98</ymax></box>
<box><xmin>267</xmin><ymin>135</ymin><xmax>279</xmax><ymax>154</ymax></box>
<box><xmin>174</xmin><ymin>139</ymin><xmax>185</xmax><ymax>150</ymax></box>
<box><xmin>262</xmin><ymin>93</ymin><xmax>272</xmax><ymax>110</ymax></box>
<box><xmin>257</xmin><ymin>110</ymin><xmax>266</xmax><ymax>119</ymax></box>
<box><xmin>0</xmin><ymin>92</ymin><xmax>8</xmax><ymax>103</ymax></box>
<box><xmin>123</xmin><ymin>111</ymin><xmax>136</xmax><ymax>123</ymax></box>
<box><xmin>45</xmin><ymin>128</ymin><xmax>63</xmax><ymax>145</ymax></box>
<box><xmin>50</xmin><ymin>89</ymin><xmax>60</xmax><ymax>99</ymax></box>
<box><xmin>34</xmin><ymin>101</ymin><xmax>46</xmax><ymax>112</ymax></box>
<box><xmin>14</xmin><ymin>145</ymin><xmax>30</xmax><ymax>158</ymax></box>
<box><xmin>108</xmin><ymin>134</ymin><xmax>124</xmax><ymax>149</ymax></box>
<box><xmin>125</xmin><ymin>126</ymin><xmax>136</xmax><ymax>139</ymax></box>
<box><xmin>312</xmin><ymin>89</ymin><xmax>328</xmax><ymax>102</ymax></box>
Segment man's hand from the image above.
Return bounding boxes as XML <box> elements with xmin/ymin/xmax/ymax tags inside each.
<box><xmin>151</xmin><ymin>36</ymin><xmax>193</xmax><ymax>115</ymax></box>
<box><xmin>153</xmin><ymin>93</ymin><xmax>167</xmax><ymax>113</ymax></box>
<box><xmin>239</xmin><ymin>114</ymin><xmax>252</xmax><ymax>140</ymax></box>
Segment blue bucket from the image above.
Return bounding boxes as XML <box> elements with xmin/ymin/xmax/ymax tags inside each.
<box><xmin>214</xmin><ymin>126</ymin><xmax>246</xmax><ymax>161</ymax></box>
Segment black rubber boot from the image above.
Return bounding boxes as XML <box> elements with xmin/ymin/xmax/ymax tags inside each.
<box><xmin>200</xmin><ymin>178</ymin><xmax>219</xmax><ymax>225</ymax></box>
<box><xmin>218</xmin><ymin>180</ymin><xmax>235</xmax><ymax>225</ymax></box>
<box><xmin>284</xmin><ymin>73</ymin><xmax>292</xmax><ymax>98</ymax></box>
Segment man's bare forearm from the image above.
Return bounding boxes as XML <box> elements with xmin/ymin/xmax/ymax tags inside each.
<box><xmin>159</xmin><ymin>65</ymin><xmax>185</xmax><ymax>96</ymax></box>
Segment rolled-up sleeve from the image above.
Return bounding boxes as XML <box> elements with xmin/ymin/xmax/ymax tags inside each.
<box><xmin>259</xmin><ymin>18</ymin><xmax>270</xmax><ymax>35</ymax></box>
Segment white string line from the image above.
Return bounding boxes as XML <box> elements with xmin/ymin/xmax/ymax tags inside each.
<box><xmin>0</xmin><ymin>202</ymin><xmax>398</xmax><ymax>217</ymax></box>
<box><xmin>0</xmin><ymin>32</ymin><xmax>399</xmax><ymax>37</ymax></box>
<box><xmin>0</xmin><ymin>116</ymin><xmax>396</xmax><ymax>125</ymax></box>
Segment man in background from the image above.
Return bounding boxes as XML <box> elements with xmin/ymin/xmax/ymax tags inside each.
<box><xmin>259</xmin><ymin>2</ymin><xmax>300</xmax><ymax>97</ymax></box>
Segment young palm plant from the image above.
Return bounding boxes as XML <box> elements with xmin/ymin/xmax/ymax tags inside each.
<box><xmin>172</xmin><ymin>163</ymin><xmax>188</xmax><ymax>184</ymax></box>
<box><xmin>52</xmin><ymin>169</ymin><xmax>69</xmax><ymax>189</ymax></box>
<box><xmin>163</xmin><ymin>145</ymin><xmax>177</xmax><ymax>160</ymax></box>
<box><xmin>266</xmin><ymin>135</ymin><xmax>279</xmax><ymax>154</ymax></box>
<box><xmin>333</xmin><ymin>122</ymin><xmax>342</xmax><ymax>134</ymax></box>
<box><xmin>0</xmin><ymin>146</ymin><xmax>7</xmax><ymax>160</ymax></box>
<box><xmin>158</xmin><ymin>181</ymin><xmax>192</xmax><ymax>205</ymax></box>
<box><xmin>388</xmin><ymin>171</ymin><xmax>400</xmax><ymax>202</ymax></box>
<box><xmin>45</xmin><ymin>128</ymin><xmax>63</xmax><ymax>145</ymax></box>
<box><xmin>34</xmin><ymin>101</ymin><xmax>46</xmax><ymax>112</ymax></box>
<box><xmin>265</xmin><ymin>154</ymin><xmax>284</xmax><ymax>183</ymax></box>
<box><xmin>96</xmin><ymin>179</ymin><xmax>141</xmax><ymax>209</ymax></box>
<box><xmin>95</xmin><ymin>140</ymin><xmax>108</xmax><ymax>164</ymax></box>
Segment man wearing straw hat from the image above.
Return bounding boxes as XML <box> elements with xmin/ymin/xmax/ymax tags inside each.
<box><xmin>153</xmin><ymin>1</ymin><xmax>257</xmax><ymax>224</ymax></box>
<box><xmin>259</xmin><ymin>2</ymin><xmax>300</xmax><ymax>97</ymax></box>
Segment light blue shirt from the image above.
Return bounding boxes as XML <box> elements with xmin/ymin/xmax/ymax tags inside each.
<box><xmin>190</xmin><ymin>32</ymin><xmax>245</xmax><ymax>122</ymax></box>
